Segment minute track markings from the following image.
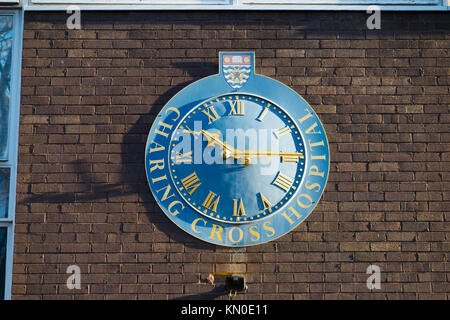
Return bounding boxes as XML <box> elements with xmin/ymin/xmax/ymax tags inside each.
<box><xmin>168</xmin><ymin>94</ymin><xmax>306</xmax><ymax>224</ymax></box>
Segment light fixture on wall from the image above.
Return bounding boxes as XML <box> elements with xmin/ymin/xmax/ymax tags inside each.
<box><xmin>225</xmin><ymin>275</ymin><xmax>248</xmax><ymax>298</ymax></box>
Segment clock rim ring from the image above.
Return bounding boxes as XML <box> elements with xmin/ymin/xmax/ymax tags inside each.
<box><xmin>144</xmin><ymin>72</ymin><xmax>330</xmax><ymax>247</ymax></box>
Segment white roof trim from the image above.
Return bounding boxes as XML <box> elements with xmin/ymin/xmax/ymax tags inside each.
<box><xmin>20</xmin><ymin>0</ymin><xmax>450</xmax><ymax>11</ymax></box>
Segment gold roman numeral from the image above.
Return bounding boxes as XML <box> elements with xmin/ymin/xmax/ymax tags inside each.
<box><xmin>259</xmin><ymin>193</ymin><xmax>272</xmax><ymax>210</ymax></box>
<box><xmin>272</xmin><ymin>172</ymin><xmax>293</xmax><ymax>192</ymax></box>
<box><xmin>274</xmin><ymin>126</ymin><xmax>292</xmax><ymax>138</ymax></box>
<box><xmin>181</xmin><ymin>172</ymin><xmax>201</xmax><ymax>195</ymax></box>
<box><xmin>281</xmin><ymin>155</ymin><xmax>299</xmax><ymax>163</ymax></box>
<box><xmin>201</xmin><ymin>105</ymin><xmax>220</xmax><ymax>124</ymax></box>
<box><xmin>256</xmin><ymin>106</ymin><xmax>269</xmax><ymax>122</ymax></box>
<box><xmin>202</xmin><ymin>191</ymin><xmax>220</xmax><ymax>213</ymax></box>
<box><xmin>232</xmin><ymin>198</ymin><xmax>246</xmax><ymax>216</ymax></box>
<box><xmin>228</xmin><ymin>100</ymin><xmax>245</xmax><ymax>116</ymax></box>
<box><xmin>175</xmin><ymin>151</ymin><xmax>193</xmax><ymax>164</ymax></box>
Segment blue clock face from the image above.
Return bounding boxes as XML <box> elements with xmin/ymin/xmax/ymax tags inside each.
<box><xmin>145</xmin><ymin>52</ymin><xmax>330</xmax><ymax>247</ymax></box>
<box><xmin>169</xmin><ymin>94</ymin><xmax>306</xmax><ymax>224</ymax></box>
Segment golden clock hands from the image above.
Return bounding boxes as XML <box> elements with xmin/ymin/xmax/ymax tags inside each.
<box><xmin>181</xmin><ymin>127</ymin><xmax>201</xmax><ymax>136</ymax></box>
<box><xmin>180</xmin><ymin>128</ymin><xmax>300</xmax><ymax>164</ymax></box>
<box><xmin>232</xmin><ymin>150</ymin><xmax>304</xmax><ymax>165</ymax></box>
<box><xmin>236</xmin><ymin>150</ymin><xmax>304</xmax><ymax>159</ymax></box>
<box><xmin>200</xmin><ymin>130</ymin><xmax>242</xmax><ymax>160</ymax></box>
<box><xmin>181</xmin><ymin>127</ymin><xmax>223</xmax><ymax>148</ymax></box>
<box><xmin>200</xmin><ymin>131</ymin><xmax>255</xmax><ymax>165</ymax></box>
<box><xmin>200</xmin><ymin>130</ymin><xmax>224</xmax><ymax>147</ymax></box>
<box><xmin>181</xmin><ymin>127</ymin><xmax>222</xmax><ymax>147</ymax></box>
<box><xmin>181</xmin><ymin>128</ymin><xmax>240</xmax><ymax>160</ymax></box>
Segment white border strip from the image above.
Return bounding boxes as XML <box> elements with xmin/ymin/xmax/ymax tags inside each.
<box><xmin>30</xmin><ymin>0</ymin><xmax>230</xmax><ymax>3</ymax></box>
<box><xmin>242</xmin><ymin>0</ymin><xmax>439</xmax><ymax>4</ymax></box>
<box><xmin>23</xmin><ymin>5</ymin><xmax>450</xmax><ymax>10</ymax></box>
<box><xmin>24</xmin><ymin>0</ymin><xmax>450</xmax><ymax>11</ymax></box>
<box><xmin>22</xmin><ymin>0</ymin><xmax>450</xmax><ymax>10</ymax></box>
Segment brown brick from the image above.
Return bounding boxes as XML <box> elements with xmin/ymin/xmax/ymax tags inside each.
<box><xmin>13</xmin><ymin>10</ymin><xmax>450</xmax><ymax>301</ymax></box>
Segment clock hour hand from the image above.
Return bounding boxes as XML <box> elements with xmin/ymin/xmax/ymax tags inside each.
<box><xmin>200</xmin><ymin>130</ymin><xmax>243</xmax><ymax>161</ymax></box>
<box><xmin>181</xmin><ymin>127</ymin><xmax>223</xmax><ymax>148</ymax></box>
<box><xmin>182</xmin><ymin>127</ymin><xmax>243</xmax><ymax>161</ymax></box>
<box><xmin>181</xmin><ymin>127</ymin><xmax>201</xmax><ymax>136</ymax></box>
<box><xmin>200</xmin><ymin>131</ymin><xmax>256</xmax><ymax>165</ymax></box>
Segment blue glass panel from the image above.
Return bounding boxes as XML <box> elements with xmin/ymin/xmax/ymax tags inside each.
<box><xmin>0</xmin><ymin>228</ymin><xmax>6</xmax><ymax>300</ymax></box>
<box><xmin>0</xmin><ymin>16</ymin><xmax>13</xmax><ymax>160</ymax></box>
<box><xmin>0</xmin><ymin>168</ymin><xmax>9</xmax><ymax>218</ymax></box>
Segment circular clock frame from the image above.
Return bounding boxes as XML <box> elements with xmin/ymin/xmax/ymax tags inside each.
<box><xmin>145</xmin><ymin>52</ymin><xmax>330</xmax><ymax>247</ymax></box>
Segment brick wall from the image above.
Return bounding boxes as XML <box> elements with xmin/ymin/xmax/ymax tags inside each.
<box><xmin>14</xmin><ymin>11</ymin><xmax>449</xmax><ymax>299</ymax></box>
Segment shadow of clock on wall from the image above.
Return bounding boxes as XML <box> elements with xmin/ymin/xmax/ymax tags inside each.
<box><xmin>22</xmin><ymin>62</ymin><xmax>221</xmax><ymax>252</ymax></box>
<box><xmin>20</xmin><ymin>11</ymin><xmax>334</xmax><ymax>300</ymax></box>
<box><xmin>20</xmin><ymin>64</ymin><xmax>235</xmax><ymax>300</ymax></box>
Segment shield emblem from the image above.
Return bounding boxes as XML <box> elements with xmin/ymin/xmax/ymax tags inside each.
<box><xmin>222</xmin><ymin>54</ymin><xmax>252</xmax><ymax>89</ymax></box>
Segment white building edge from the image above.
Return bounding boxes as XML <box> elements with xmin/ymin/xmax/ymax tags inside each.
<box><xmin>0</xmin><ymin>0</ymin><xmax>449</xmax><ymax>11</ymax></box>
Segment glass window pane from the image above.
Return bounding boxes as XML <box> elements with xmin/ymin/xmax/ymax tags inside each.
<box><xmin>0</xmin><ymin>15</ymin><xmax>13</xmax><ymax>160</ymax></box>
<box><xmin>0</xmin><ymin>168</ymin><xmax>9</xmax><ymax>218</ymax></box>
<box><xmin>0</xmin><ymin>228</ymin><xmax>6</xmax><ymax>300</ymax></box>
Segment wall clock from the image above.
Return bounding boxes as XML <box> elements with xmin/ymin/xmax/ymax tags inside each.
<box><xmin>145</xmin><ymin>52</ymin><xmax>330</xmax><ymax>247</ymax></box>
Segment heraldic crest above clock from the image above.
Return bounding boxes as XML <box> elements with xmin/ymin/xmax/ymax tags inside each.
<box><xmin>145</xmin><ymin>52</ymin><xmax>330</xmax><ymax>247</ymax></box>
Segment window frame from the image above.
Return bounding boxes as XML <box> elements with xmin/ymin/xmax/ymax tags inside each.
<box><xmin>0</xmin><ymin>9</ymin><xmax>23</xmax><ymax>301</ymax></box>
<box><xmin>241</xmin><ymin>0</ymin><xmax>440</xmax><ymax>4</ymax></box>
<box><xmin>24</xmin><ymin>0</ymin><xmax>450</xmax><ymax>10</ymax></box>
